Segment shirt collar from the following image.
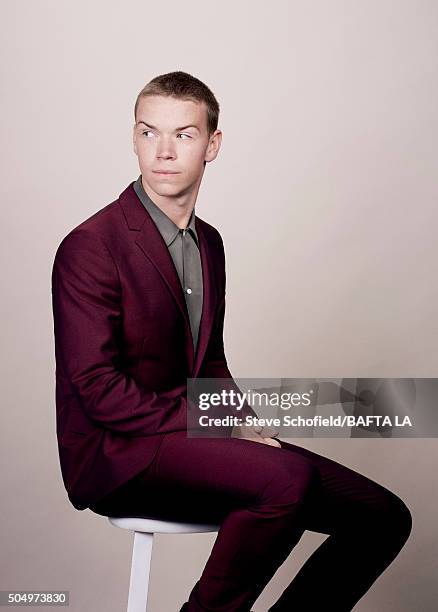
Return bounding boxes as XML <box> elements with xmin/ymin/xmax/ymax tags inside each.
<box><xmin>133</xmin><ymin>175</ymin><xmax>198</xmax><ymax>248</ymax></box>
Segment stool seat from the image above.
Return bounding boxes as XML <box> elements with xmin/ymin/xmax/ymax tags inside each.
<box><xmin>108</xmin><ymin>516</ymin><xmax>220</xmax><ymax>534</ymax></box>
<box><xmin>108</xmin><ymin>516</ymin><xmax>220</xmax><ymax>611</ymax></box>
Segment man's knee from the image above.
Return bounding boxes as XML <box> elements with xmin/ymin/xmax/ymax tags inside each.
<box><xmin>364</xmin><ymin>489</ymin><xmax>413</xmax><ymax>550</ymax></box>
<box><xmin>384</xmin><ymin>493</ymin><xmax>413</xmax><ymax>544</ymax></box>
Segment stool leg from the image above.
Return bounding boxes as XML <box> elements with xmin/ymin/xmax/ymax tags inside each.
<box><xmin>126</xmin><ymin>531</ymin><xmax>154</xmax><ymax>612</ymax></box>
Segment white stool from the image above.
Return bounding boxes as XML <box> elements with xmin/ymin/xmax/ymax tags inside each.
<box><xmin>108</xmin><ymin>516</ymin><xmax>220</xmax><ymax>612</ymax></box>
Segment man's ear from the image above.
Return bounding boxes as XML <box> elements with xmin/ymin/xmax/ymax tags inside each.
<box><xmin>205</xmin><ymin>129</ymin><xmax>222</xmax><ymax>164</ymax></box>
<box><xmin>133</xmin><ymin>125</ymin><xmax>138</xmax><ymax>155</ymax></box>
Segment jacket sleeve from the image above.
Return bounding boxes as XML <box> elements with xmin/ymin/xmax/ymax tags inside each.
<box><xmin>202</xmin><ymin>234</ymin><xmax>258</xmax><ymax>420</ymax></box>
<box><xmin>51</xmin><ymin>228</ymin><xmax>187</xmax><ymax>437</ymax></box>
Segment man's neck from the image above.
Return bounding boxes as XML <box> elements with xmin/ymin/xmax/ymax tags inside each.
<box><xmin>141</xmin><ymin>176</ymin><xmax>197</xmax><ymax>230</ymax></box>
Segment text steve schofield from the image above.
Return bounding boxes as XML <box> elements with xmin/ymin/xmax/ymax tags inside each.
<box><xmin>193</xmin><ymin>389</ymin><xmax>413</xmax><ymax>430</ymax></box>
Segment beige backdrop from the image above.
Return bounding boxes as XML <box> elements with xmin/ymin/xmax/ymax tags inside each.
<box><xmin>1</xmin><ymin>0</ymin><xmax>437</xmax><ymax>610</ymax></box>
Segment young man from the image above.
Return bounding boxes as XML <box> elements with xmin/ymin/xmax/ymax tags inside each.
<box><xmin>51</xmin><ymin>71</ymin><xmax>412</xmax><ymax>611</ymax></box>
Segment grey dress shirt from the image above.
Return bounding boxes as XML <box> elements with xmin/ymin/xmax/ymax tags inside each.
<box><xmin>133</xmin><ymin>175</ymin><xmax>203</xmax><ymax>354</ymax></box>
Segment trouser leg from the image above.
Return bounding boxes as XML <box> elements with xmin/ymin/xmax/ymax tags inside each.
<box><xmin>90</xmin><ymin>432</ymin><xmax>412</xmax><ymax>612</ymax></box>
<box><xmin>267</xmin><ymin>439</ymin><xmax>413</xmax><ymax>612</ymax></box>
<box><xmin>155</xmin><ymin>433</ymin><xmax>323</xmax><ymax>612</ymax></box>
<box><xmin>92</xmin><ymin>431</ymin><xmax>320</xmax><ymax>611</ymax></box>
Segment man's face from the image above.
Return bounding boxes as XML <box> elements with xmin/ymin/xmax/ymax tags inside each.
<box><xmin>133</xmin><ymin>95</ymin><xmax>221</xmax><ymax>199</ymax></box>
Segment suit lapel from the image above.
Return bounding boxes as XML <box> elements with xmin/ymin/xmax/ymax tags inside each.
<box><xmin>119</xmin><ymin>182</ymin><xmax>218</xmax><ymax>376</ymax></box>
<box><xmin>192</xmin><ymin>217</ymin><xmax>217</xmax><ymax>376</ymax></box>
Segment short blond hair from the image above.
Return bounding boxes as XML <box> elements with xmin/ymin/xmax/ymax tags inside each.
<box><xmin>134</xmin><ymin>71</ymin><xmax>220</xmax><ymax>136</ymax></box>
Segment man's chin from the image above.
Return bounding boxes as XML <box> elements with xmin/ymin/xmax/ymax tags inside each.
<box><xmin>152</xmin><ymin>184</ymin><xmax>184</xmax><ymax>197</ymax></box>
<box><xmin>143</xmin><ymin>177</ymin><xmax>179</xmax><ymax>194</ymax></box>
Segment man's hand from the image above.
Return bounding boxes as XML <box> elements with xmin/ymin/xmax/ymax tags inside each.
<box><xmin>232</xmin><ymin>423</ymin><xmax>281</xmax><ymax>448</ymax></box>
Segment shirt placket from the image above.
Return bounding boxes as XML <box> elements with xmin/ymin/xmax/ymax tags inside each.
<box><xmin>180</xmin><ymin>229</ymin><xmax>195</xmax><ymax>349</ymax></box>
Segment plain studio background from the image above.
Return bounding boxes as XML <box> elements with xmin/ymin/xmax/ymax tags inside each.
<box><xmin>1</xmin><ymin>1</ymin><xmax>437</xmax><ymax>610</ymax></box>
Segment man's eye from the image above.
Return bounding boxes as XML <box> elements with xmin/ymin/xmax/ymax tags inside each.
<box><xmin>141</xmin><ymin>131</ymin><xmax>191</xmax><ymax>139</ymax></box>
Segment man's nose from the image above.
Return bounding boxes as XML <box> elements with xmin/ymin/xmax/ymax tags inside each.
<box><xmin>156</xmin><ymin>138</ymin><xmax>176</xmax><ymax>159</ymax></box>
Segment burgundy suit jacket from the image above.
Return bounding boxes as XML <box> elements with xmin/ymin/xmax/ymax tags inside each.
<box><xmin>51</xmin><ymin>181</ymin><xmax>253</xmax><ymax>511</ymax></box>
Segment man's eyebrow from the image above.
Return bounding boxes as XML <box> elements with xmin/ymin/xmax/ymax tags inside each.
<box><xmin>136</xmin><ymin>120</ymin><xmax>200</xmax><ymax>132</ymax></box>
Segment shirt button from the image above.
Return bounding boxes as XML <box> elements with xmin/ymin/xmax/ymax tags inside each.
<box><xmin>186</xmin><ymin>288</ymin><xmax>192</xmax><ymax>294</ymax></box>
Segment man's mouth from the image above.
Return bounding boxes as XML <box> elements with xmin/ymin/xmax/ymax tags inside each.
<box><xmin>153</xmin><ymin>170</ymin><xmax>180</xmax><ymax>175</ymax></box>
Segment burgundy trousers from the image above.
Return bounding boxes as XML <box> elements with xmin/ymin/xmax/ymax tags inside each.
<box><xmin>90</xmin><ymin>432</ymin><xmax>412</xmax><ymax>611</ymax></box>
